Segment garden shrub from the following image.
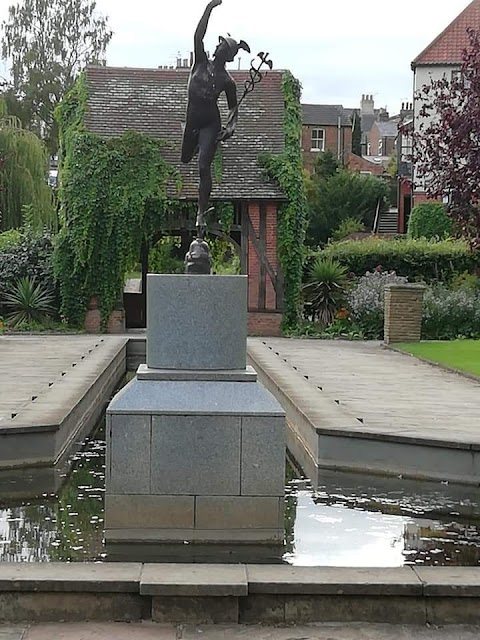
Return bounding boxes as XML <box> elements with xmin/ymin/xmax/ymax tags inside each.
<box><xmin>347</xmin><ymin>270</ymin><xmax>408</xmax><ymax>339</ymax></box>
<box><xmin>0</xmin><ymin>228</ymin><xmax>22</xmax><ymax>251</ymax></box>
<box><xmin>422</xmin><ymin>286</ymin><xmax>480</xmax><ymax>340</ymax></box>
<box><xmin>303</xmin><ymin>257</ymin><xmax>349</xmax><ymax>325</ymax></box>
<box><xmin>407</xmin><ymin>203</ymin><xmax>453</xmax><ymax>240</ymax></box>
<box><xmin>0</xmin><ymin>230</ymin><xmax>58</xmax><ymax>316</ymax></box>
<box><xmin>320</xmin><ymin>237</ymin><xmax>476</xmax><ymax>282</ymax></box>
<box><xmin>2</xmin><ymin>276</ymin><xmax>55</xmax><ymax>328</ymax></box>
<box><xmin>149</xmin><ymin>237</ymin><xmax>183</xmax><ymax>274</ymax></box>
<box><xmin>332</xmin><ymin>217</ymin><xmax>366</xmax><ymax>242</ymax></box>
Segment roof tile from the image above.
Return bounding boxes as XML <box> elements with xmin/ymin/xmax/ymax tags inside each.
<box><xmin>84</xmin><ymin>66</ymin><xmax>286</xmax><ymax>200</ymax></box>
<box><xmin>413</xmin><ymin>0</ymin><xmax>480</xmax><ymax>66</ymax></box>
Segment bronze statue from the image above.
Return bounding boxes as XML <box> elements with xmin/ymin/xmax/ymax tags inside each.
<box><xmin>181</xmin><ymin>0</ymin><xmax>250</xmax><ymax>239</ymax></box>
<box><xmin>184</xmin><ymin>237</ymin><xmax>212</xmax><ymax>274</ymax></box>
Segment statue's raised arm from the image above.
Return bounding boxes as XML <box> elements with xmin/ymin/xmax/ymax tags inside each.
<box><xmin>194</xmin><ymin>0</ymin><xmax>223</xmax><ymax>65</ymax></box>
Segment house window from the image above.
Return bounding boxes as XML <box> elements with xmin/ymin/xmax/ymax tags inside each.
<box><xmin>311</xmin><ymin>128</ymin><xmax>325</xmax><ymax>152</ymax></box>
<box><xmin>451</xmin><ymin>69</ymin><xmax>462</xmax><ymax>83</ymax></box>
<box><xmin>378</xmin><ymin>139</ymin><xmax>383</xmax><ymax>155</ymax></box>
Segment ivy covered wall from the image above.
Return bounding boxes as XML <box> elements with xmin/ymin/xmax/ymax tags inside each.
<box><xmin>261</xmin><ymin>71</ymin><xmax>307</xmax><ymax>330</ymax></box>
<box><xmin>55</xmin><ymin>73</ymin><xmax>178</xmax><ymax>325</ymax></box>
<box><xmin>55</xmin><ymin>70</ymin><xmax>306</xmax><ymax>331</ymax></box>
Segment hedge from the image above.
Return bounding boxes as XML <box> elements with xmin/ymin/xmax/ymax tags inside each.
<box><xmin>320</xmin><ymin>237</ymin><xmax>477</xmax><ymax>282</ymax></box>
<box><xmin>407</xmin><ymin>203</ymin><xmax>453</xmax><ymax>240</ymax></box>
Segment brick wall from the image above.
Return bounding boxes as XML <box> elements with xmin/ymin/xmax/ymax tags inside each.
<box><xmin>302</xmin><ymin>125</ymin><xmax>352</xmax><ymax>172</ymax></box>
<box><xmin>413</xmin><ymin>192</ymin><xmax>442</xmax><ymax>206</ymax></box>
<box><xmin>247</xmin><ymin>201</ymin><xmax>283</xmax><ymax>335</ymax></box>
<box><xmin>247</xmin><ymin>202</ymin><xmax>279</xmax><ymax>313</ymax></box>
<box><xmin>346</xmin><ymin>152</ymin><xmax>385</xmax><ymax>176</ymax></box>
<box><xmin>368</xmin><ymin>124</ymin><xmax>396</xmax><ymax>157</ymax></box>
<box><xmin>384</xmin><ymin>284</ymin><xmax>426</xmax><ymax>344</ymax></box>
<box><xmin>248</xmin><ymin>312</ymin><xmax>283</xmax><ymax>336</ymax></box>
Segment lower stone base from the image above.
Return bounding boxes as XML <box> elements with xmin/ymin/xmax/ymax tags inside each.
<box><xmin>105</xmin><ymin>542</ymin><xmax>285</xmax><ymax>564</ymax></box>
<box><xmin>153</xmin><ymin>595</ymin><xmax>238</xmax><ymax>624</ymax></box>
<box><xmin>104</xmin><ymin>495</ymin><xmax>284</xmax><ymax>542</ymax></box>
<box><xmin>0</xmin><ymin>592</ymin><xmax>146</xmax><ymax>624</ymax></box>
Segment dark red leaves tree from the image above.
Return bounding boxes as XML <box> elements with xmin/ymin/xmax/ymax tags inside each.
<box><xmin>413</xmin><ymin>28</ymin><xmax>480</xmax><ymax>248</ymax></box>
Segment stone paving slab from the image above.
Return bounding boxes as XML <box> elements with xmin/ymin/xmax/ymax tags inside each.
<box><xmin>246</xmin><ymin>566</ymin><xmax>422</xmax><ymax>595</ymax></box>
<box><xmin>7</xmin><ymin>624</ymin><xmax>480</xmax><ymax>640</ymax></box>
<box><xmin>140</xmin><ymin>564</ymin><xmax>248</xmax><ymax>596</ymax></box>
<box><xmin>0</xmin><ymin>563</ymin><xmax>142</xmax><ymax>592</ymax></box>
<box><xmin>23</xmin><ymin>623</ymin><xmax>175</xmax><ymax>639</ymax></box>
<box><xmin>248</xmin><ymin>339</ymin><xmax>480</xmax><ymax>448</ymax></box>
<box><xmin>182</xmin><ymin>625</ymin><xmax>480</xmax><ymax>639</ymax></box>
<box><xmin>0</xmin><ymin>336</ymin><xmax>128</xmax><ymax>429</ymax></box>
<box><xmin>413</xmin><ymin>567</ymin><xmax>480</xmax><ymax>596</ymax></box>
<box><xmin>0</xmin><ymin>627</ymin><xmax>26</xmax><ymax>640</ymax></box>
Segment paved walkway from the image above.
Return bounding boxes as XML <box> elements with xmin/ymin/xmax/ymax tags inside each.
<box><xmin>2</xmin><ymin>623</ymin><xmax>480</xmax><ymax>639</ymax></box>
<box><xmin>249</xmin><ymin>338</ymin><xmax>480</xmax><ymax>447</ymax></box>
<box><xmin>0</xmin><ymin>335</ymin><xmax>127</xmax><ymax>427</ymax></box>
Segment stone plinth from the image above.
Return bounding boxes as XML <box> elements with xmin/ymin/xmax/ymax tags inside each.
<box><xmin>147</xmin><ymin>275</ymin><xmax>247</xmax><ymax>370</ymax></box>
<box><xmin>106</xmin><ymin>275</ymin><xmax>286</xmax><ymax>555</ymax></box>
<box><xmin>384</xmin><ymin>284</ymin><xmax>426</xmax><ymax>344</ymax></box>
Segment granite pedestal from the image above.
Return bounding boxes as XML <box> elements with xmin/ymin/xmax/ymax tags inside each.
<box><xmin>105</xmin><ymin>275</ymin><xmax>286</xmax><ymax>559</ymax></box>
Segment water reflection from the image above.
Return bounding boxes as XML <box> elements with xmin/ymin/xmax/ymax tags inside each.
<box><xmin>284</xmin><ymin>476</ymin><xmax>480</xmax><ymax>567</ymax></box>
<box><xmin>1</xmin><ymin>427</ymin><xmax>480</xmax><ymax>565</ymax></box>
<box><xmin>0</xmin><ymin>433</ymin><xmax>105</xmax><ymax>562</ymax></box>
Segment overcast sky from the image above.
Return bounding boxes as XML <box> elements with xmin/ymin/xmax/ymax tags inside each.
<box><xmin>0</xmin><ymin>0</ymin><xmax>474</xmax><ymax>113</ymax></box>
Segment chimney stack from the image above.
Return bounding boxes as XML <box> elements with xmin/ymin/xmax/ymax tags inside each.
<box><xmin>361</xmin><ymin>93</ymin><xmax>375</xmax><ymax>115</ymax></box>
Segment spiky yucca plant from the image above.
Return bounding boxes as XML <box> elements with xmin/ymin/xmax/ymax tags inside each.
<box><xmin>3</xmin><ymin>276</ymin><xmax>55</xmax><ymax>327</ymax></box>
<box><xmin>303</xmin><ymin>257</ymin><xmax>349</xmax><ymax>325</ymax></box>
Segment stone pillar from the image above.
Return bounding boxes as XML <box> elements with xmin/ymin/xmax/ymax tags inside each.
<box><xmin>105</xmin><ymin>274</ymin><xmax>286</xmax><ymax>561</ymax></box>
<box><xmin>384</xmin><ymin>283</ymin><xmax>426</xmax><ymax>344</ymax></box>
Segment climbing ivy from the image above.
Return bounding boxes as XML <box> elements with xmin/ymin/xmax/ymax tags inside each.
<box><xmin>259</xmin><ymin>71</ymin><xmax>307</xmax><ymax>330</ymax></box>
<box><xmin>54</xmin><ymin>73</ymin><xmax>179</xmax><ymax>325</ymax></box>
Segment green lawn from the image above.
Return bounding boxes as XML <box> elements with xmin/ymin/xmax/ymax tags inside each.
<box><xmin>395</xmin><ymin>340</ymin><xmax>480</xmax><ymax>377</ymax></box>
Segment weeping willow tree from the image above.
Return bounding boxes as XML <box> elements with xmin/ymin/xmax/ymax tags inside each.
<box><xmin>0</xmin><ymin>99</ymin><xmax>55</xmax><ymax>231</ymax></box>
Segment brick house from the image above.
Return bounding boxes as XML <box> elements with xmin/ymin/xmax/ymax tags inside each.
<box><xmin>83</xmin><ymin>65</ymin><xmax>289</xmax><ymax>336</ymax></box>
<box><xmin>301</xmin><ymin>104</ymin><xmax>352</xmax><ymax>171</ymax></box>
<box><xmin>369</xmin><ymin>119</ymin><xmax>398</xmax><ymax>158</ymax></box>
<box><xmin>411</xmin><ymin>0</ymin><xmax>480</xmax><ymax>205</ymax></box>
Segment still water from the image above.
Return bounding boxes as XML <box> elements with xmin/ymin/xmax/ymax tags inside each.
<box><xmin>1</xmin><ymin>422</ymin><xmax>480</xmax><ymax>565</ymax></box>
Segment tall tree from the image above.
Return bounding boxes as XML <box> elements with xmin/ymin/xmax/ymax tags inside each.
<box><xmin>306</xmin><ymin>168</ymin><xmax>389</xmax><ymax>247</ymax></box>
<box><xmin>0</xmin><ymin>98</ymin><xmax>54</xmax><ymax>231</ymax></box>
<box><xmin>413</xmin><ymin>27</ymin><xmax>480</xmax><ymax>248</ymax></box>
<box><xmin>351</xmin><ymin>110</ymin><xmax>362</xmax><ymax>156</ymax></box>
<box><xmin>312</xmin><ymin>150</ymin><xmax>339</xmax><ymax>179</ymax></box>
<box><xmin>1</xmin><ymin>0</ymin><xmax>112</xmax><ymax>154</ymax></box>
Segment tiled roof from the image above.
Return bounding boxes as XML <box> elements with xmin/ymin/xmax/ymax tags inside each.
<box><xmin>375</xmin><ymin>121</ymin><xmax>398</xmax><ymax>137</ymax></box>
<box><xmin>302</xmin><ymin>103</ymin><xmax>352</xmax><ymax>127</ymax></box>
<box><xmin>360</xmin><ymin>113</ymin><xmax>377</xmax><ymax>136</ymax></box>
<box><xmin>84</xmin><ymin>66</ymin><xmax>286</xmax><ymax>200</ymax></box>
<box><xmin>412</xmin><ymin>0</ymin><xmax>480</xmax><ymax>67</ymax></box>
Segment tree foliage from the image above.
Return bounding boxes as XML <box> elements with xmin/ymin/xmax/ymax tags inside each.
<box><xmin>351</xmin><ymin>110</ymin><xmax>362</xmax><ymax>156</ymax></box>
<box><xmin>259</xmin><ymin>72</ymin><xmax>307</xmax><ymax>330</ymax></box>
<box><xmin>306</xmin><ymin>168</ymin><xmax>389</xmax><ymax>246</ymax></box>
<box><xmin>0</xmin><ymin>99</ymin><xmax>54</xmax><ymax>231</ymax></box>
<box><xmin>1</xmin><ymin>0</ymin><xmax>112</xmax><ymax>154</ymax></box>
<box><xmin>407</xmin><ymin>203</ymin><xmax>453</xmax><ymax>240</ymax></box>
<box><xmin>55</xmin><ymin>74</ymin><xmax>179</xmax><ymax>325</ymax></box>
<box><xmin>312</xmin><ymin>150</ymin><xmax>339</xmax><ymax>179</ymax></box>
<box><xmin>413</xmin><ymin>27</ymin><xmax>480</xmax><ymax>249</ymax></box>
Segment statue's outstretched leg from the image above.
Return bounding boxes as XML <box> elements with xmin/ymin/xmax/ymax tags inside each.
<box><xmin>181</xmin><ymin>123</ymin><xmax>199</xmax><ymax>165</ymax></box>
<box><xmin>197</xmin><ymin>121</ymin><xmax>220</xmax><ymax>237</ymax></box>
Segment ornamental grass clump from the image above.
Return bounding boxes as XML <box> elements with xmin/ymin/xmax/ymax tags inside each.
<box><xmin>303</xmin><ymin>257</ymin><xmax>349</xmax><ymax>326</ymax></box>
<box><xmin>2</xmin><ymin>276</ymin><xmax>55</xmax><ymax>327</ymax></box>
<box><xmin>348</xmin><ymin>270</ymin><xmax>408</xmax><ymax>339</ymax></box>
